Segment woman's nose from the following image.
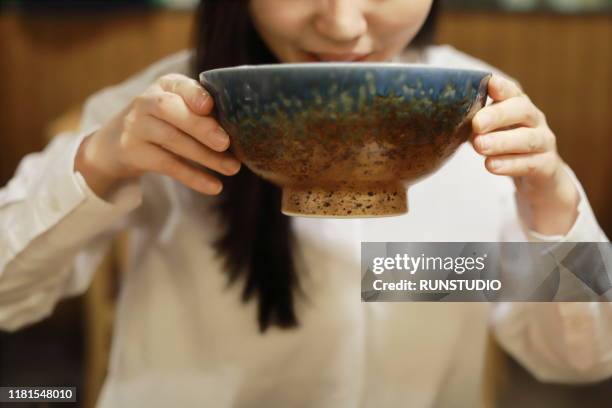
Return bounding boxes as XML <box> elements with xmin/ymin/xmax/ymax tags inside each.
<box><xmin>314</xmin><ymin>0</ymin><xmax>368</xmax><ymax>43</ymax></box>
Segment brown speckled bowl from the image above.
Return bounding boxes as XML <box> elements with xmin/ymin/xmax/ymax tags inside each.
<box><xmin>200</xmin><ymin>63</ymin><xmax>490</xmax><ymax>217</ymax></box>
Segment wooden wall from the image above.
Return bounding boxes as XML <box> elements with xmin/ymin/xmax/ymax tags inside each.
<box><xmin>0</xmin><ymin>10</ymin><xmax>194</xmax><ymax>185</ymax></box>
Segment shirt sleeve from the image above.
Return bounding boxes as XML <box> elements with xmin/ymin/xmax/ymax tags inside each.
<box><xmin>427</xmin><ymin>44</ymin><xmax>612</xmax><ymax>384</ymax></box>
<box><xmin>491</xmin><ymin>165</ymin><xmax>612</xmax><ymax>383</ymax></box>
<box><xmin>0</xmin><ymin>129</ymin><xmax>142</xmax><ymax>332</ymax></box>
<box><xmin>0</xmin><ymin>49</ymin><xmax>193</xmax><ymax>332</ymax></box>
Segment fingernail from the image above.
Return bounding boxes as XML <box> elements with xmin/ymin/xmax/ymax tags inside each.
<box><xmin>205</xmin><ymin>180</ymin><xmax>223</xmax><ymax>195</ymax></box>
<box><xmin>477</xmin><ymin>113</ymin><xmax>491</xmax><ymax>131</ymax></box>
<box><xmin>211</xmin><ymin>128</ymin><xmax>230</xmax><ymax>150</ymax></box>
<box><xmin>197</xmin><ymin>91</ymin><xmax>210</xmax><ymax>112</ymax></box>
<box><xmin>490</xmin><ymin>159</ymin><xmax>502</xmax><ymax>171</ymax></box>
<box><xmin>221</xmin><ymin>158</ymin><xmax>241</xmax><ymax>174</ymax></box>
<box><xmin>478</xmin><ymin>136</ymin><xmax>490</xmax><ymax>152</ymax></box>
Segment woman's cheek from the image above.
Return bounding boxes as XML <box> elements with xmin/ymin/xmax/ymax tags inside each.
<box><xmin>250</xmin><ymin>0</ymin><xmax>311</xmax><ymax>36</ymax></box>
<box><xmin>249</xmin><ymin>0</ymin><xmax>311</xmax><ymax>58</ymax></box>
<box><xmin>370</xmin><ymin>1</ymin><xmax>432</xmax><ymax>48</ymax></box>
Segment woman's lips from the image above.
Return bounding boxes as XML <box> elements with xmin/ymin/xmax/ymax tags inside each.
<box><xmin>304</xmin><ymin>51</ymin><xmax>372</xmax><ymax>62</ymax></box>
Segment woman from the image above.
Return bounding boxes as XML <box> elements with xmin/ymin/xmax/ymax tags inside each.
<box><xmin>1</xmin><ymin>0</ymin><xmax>610</xmax><ymax>406</ymax></box>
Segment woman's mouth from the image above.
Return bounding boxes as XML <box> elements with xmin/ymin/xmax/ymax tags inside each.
<box><xmin>303</xmin><ymin>51</ymin><xmax>373</xmax><ymax>62</ymax></box>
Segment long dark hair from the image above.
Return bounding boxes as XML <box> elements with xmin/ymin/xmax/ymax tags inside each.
<box><xmin>193</xmin><ymin>0</ymin><xmax>439</xmax><ymax>332</ymax></box>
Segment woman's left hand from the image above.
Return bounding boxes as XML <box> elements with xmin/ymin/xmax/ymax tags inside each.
<box><xmin>471</xmin><ymin>75</ymin><xmax>580</xmax><ymax>236</ymax></box>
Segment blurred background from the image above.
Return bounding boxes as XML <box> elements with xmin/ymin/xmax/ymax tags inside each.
<box><xmin>0</xmin><ymin>0</ymin><xmax>610</xmax><ymax>407</ymax></box>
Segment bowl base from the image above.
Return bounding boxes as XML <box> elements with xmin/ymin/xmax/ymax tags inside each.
<box><xmin>281</xmin><ymin>184</ymin><xmax>408</xmax><ymax>218</ymax></box>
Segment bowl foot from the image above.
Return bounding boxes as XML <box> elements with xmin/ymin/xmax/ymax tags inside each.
<box><xmin>281</xmin><ymin>184</ymin><xmax>408</xmax><ymax>218</ymax></box>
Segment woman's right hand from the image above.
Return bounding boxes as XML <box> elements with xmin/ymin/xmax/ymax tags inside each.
<box><xmin>75</xmin><ymin>73</ymin><xmax>241</xmax><ymax>198</ymax></box>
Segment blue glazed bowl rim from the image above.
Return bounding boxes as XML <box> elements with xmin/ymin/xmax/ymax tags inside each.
<box><xmin>200</xmin><ymin>63</ymin><xmax>491</xmax><ymax>77</ymax></box>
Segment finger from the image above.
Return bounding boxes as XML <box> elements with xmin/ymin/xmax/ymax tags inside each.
<box><xmin>473</xmin><ymin>95</ymin><xmax>543</xmax><ymax>134</ymax></box>
<box><xmin>472</xmin><ymin>127</ymin><xmax>552</xmax><ymax>156</ymax></box>
<box><xmin>145</xmin><ymin>117</ymin><xmax>241</xmax><ymax>176</ymax></box>
<box><xmin>137</xmin><ymin>143</ymin><xmax>223</xmax><ymax>195</ymax></box>
<box><xmin>136</xmin><ymin>92</ymin><xmax>230</xmax><ymax>152</ymax></box>
<box><xmin>157</xmin><ymin>73</ymin><xmax>214</xmax><ymax>116</ymax></box>
<box><xmin>488</xmin><ymin>75</ymin><xmax>523</xmax><ymax>102</ymax></box>
<box><xmin>484</xmin><ymin>152</ymin><xmax>558</xmax><ymax>179</ymax></box>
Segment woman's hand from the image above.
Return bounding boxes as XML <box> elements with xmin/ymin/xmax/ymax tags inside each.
<box><xmin>471</xmin><ymin>75</ymin><xmax>580</xmax><ymax>236</ymax></box>
<box><xmin>75</xmin><ymin>74</ymin><xmax>241</xmax><ymax>198</ymax></box>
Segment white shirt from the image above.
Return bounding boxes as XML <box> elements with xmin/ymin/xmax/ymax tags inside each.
<box><xmin>1</xmin><ymin>46</ymin><xmax>610</xmax><ymax>408</ymax></box>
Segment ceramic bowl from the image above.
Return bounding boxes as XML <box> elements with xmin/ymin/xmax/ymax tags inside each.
<box><xmin>200</xmin><ymin>63</ymin><xmax>490</xmax><ymax>217</ymax></box>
